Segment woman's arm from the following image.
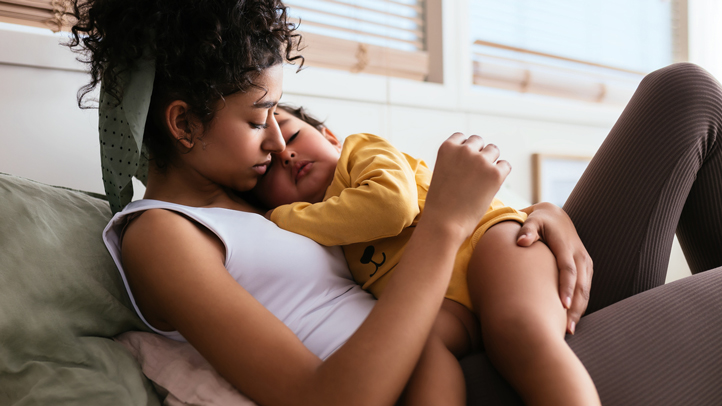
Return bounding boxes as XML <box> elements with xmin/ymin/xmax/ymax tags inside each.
<box><xmin>516</xmin><ymin>202</ymin><xmax>593</xmax><ymax>333</ymax></box>
<box><xmin>122</xmin><ymin>133</ymin><xmax>509</xmax><ymax>406</ymax></box>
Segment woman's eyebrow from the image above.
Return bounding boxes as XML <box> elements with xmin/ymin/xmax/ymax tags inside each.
<box><xmin>252</xmin><ymin>100</ymin><xmax>279</xmax><ymax>109</ymax></box>
<box><xmin>253</xmin><ymin>92</ymin><xmax>283</xmax><ymax>109</ymax></box>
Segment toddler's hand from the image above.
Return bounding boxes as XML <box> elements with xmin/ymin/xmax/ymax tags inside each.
<box><xmin>424</xmin><ymin>133</ymin><xmax>511</xmax><ymax>241</ymax></box>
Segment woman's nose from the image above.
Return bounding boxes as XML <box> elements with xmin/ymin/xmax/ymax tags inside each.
<box><xmin>263</xmin><ymin>119</ymin><xmax>285</xmax><ymax>153</ymax></box>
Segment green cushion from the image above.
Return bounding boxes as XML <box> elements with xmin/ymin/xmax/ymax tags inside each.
<box><xmin>0</xmin><ymin>173</ymin><xmax>160</xmax><ymax>405</ymax></box>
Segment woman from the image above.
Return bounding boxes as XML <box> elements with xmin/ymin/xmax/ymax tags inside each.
<box><xmin>70</xmin><ymin>0</ymin><xmax>722</xmax><ymax>405</ymax></box>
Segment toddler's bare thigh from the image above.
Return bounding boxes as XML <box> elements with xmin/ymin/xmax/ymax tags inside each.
<box><xmin>433</xmin><ymin>299</ymin><xmax>480</xmax><ymax>358</ymax></box>
<box><xmin>467</xmin><ymin>221</ymin><xmax>566</xmax><ymax>333</ymax></box>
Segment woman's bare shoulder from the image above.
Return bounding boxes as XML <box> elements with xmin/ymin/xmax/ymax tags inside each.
<box><xmin>121</xmin><ymin>208</ymin><xmax>227</xmax><ymax>288</ymax></box>
<box><xmin>124</xmin><ymin>207</ymin><xmax>229</xmax><ymax>267</ymax></box>
<box><xmin>120</xmin><ymin>208</ymin><xmax>226</xmax><ymax>330</ymax></box>
<box><xmin>124</xmin><ymin>207</ymin><xmax>217</xmax><ymax>242</ymax></box>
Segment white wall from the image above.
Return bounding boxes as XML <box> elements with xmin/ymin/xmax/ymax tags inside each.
<box><xmin>0</xmin><ymin>24</ymin><xmax>102</xmax><ymax>193</ymax></box>
<box><xmin>3</xmin><ymin>0</ymin><xmax>715</xmax><ymax>282</ymax></box>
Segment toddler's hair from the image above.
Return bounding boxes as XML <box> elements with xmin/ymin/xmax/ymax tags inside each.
<box><xmin>66</xmin><ymin>0</ymin><xmax>302</xmax><ymax>169</ymax></box>
<box><xmin>277</xmin><ymin>104</ymin><xmax>326</xmax><ymax>132</ymax></box>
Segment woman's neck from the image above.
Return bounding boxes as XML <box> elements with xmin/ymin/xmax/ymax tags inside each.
<box><xmin>142</xmin><ymin>164</ymin><xmax>263</xmax><ymax>214</ymax></box>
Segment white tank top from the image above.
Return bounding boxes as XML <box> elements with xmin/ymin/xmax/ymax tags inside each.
<box><xmin>103</xmin><ymin>199</ymin><xmax>376</xmax><ymax>360</ymax></box>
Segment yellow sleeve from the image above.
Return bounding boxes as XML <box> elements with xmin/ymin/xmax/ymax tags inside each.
<box><xmin>469</xmin><ymin>198</ymin><xmax>528</xmax><ymax>248</ymax></box>
<box><xmin>270</xmin><ymin>134</ymin><xmax>420</xmax><ymax>246</ymax></box>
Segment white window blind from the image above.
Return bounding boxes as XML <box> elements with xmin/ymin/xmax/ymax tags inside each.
<box><xmin>470</xmin><ymin>0</ymin><xmax>677</xmax><ymax>103</ymax></box>
<box><xmin>0</xmin><ymin>0</ymin><xmax>69</xmax><ymax>32</ymax></box>
<box><xmin>285</xmin><ymin>0</ymin><xmax>428</xmax><ymax>80</ymax></box>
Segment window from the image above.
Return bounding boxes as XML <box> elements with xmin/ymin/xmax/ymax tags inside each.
<box><xmin>0</xmin><ymin>0</ymin><xmax>69</xmax><ymax>32</ymax></box>
<box><xmin>2</xmin><ymin>0</ymin><xmax>432</xmax><ymax>81</ymax></box>
<box><xmin>469</xmin><ymin>0</ymin><xmax>683</xmax><ymax>103</ymax></box>
<box><xmin>285</xmin><ymin>0</ymin><xmax>429</xmax><ymax>81</ymax></box>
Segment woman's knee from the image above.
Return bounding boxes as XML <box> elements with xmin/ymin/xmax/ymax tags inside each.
<box><xmin>641</xmin><ymin>62</ymin><xmax>722</xmax><ymax>102</ymax></box>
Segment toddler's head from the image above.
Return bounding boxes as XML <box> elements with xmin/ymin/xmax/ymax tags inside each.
<box><xmin>252</xmin><ymin>105</ymin><xmax>342</xmax><ymax>208</ymax></box>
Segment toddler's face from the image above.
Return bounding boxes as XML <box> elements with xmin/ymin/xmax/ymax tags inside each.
<box><xmin>252</xmin><ymin>109</ymin><xmax>342</xmax><ymax>208</ymax></box>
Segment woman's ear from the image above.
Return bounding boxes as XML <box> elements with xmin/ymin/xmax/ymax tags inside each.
<box><xmin>322</xmin><ymin>127</ymin><xmax>342</xmax><ymax>152</ymax></box>
<box><xmin>165</xmin><ymin>100</ymin><xmax>195</xmax><ymax>149</ymax></box>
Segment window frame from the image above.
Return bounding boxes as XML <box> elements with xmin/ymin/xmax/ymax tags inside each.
<box><xmin>286</xmin><ymin>0</ymin><xmax>431</xmax><ymax>82</ymax></box>
<box><xmin>0</xmin><ymin>0</ymin><xmax>70</xmax><ymax>32</ymax></box>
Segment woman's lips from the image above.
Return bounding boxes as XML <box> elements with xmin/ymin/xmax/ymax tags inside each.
<box><xmin>253</xmin><ymin>160</ymin><xmax>271</xmax><ymax>175</ymax></box>
<box><xmin>294</xmin><ymin>161</ymin><xmax>313</xmax><ymax>182</ymax></box>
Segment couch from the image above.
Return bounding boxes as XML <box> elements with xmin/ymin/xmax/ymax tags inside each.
<box><xmin>6</xmin><ymin>171</ymin><xmax>722</xmax><ymax>406</ymax></box>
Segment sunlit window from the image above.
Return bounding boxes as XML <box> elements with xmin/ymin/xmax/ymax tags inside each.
<box><xmin>469</xmin><ymin>0</ymin><xmax>680</xmax><ymax>103</ymax></box>
<box><xmin>285</xmin><ymin>0</ymin><xmax>429</xmax><ymax>80</ymax></box>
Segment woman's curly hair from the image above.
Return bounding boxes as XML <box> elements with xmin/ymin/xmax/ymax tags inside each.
<box><xmin>66</xmin><ymin>0</ymin><xmax>302</xmax><ymax>168</ymax></box>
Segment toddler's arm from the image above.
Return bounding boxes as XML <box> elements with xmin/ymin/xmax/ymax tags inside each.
<box><xmin>271</xmin><ymin>134</ymin><xmax>421</xmax><ymax>246</ymax></box>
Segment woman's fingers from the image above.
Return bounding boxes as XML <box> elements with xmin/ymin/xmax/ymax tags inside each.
<box><xmin>479</xmin><ymin>143</ymin><xmax>501</xmax><ymax>163</ymax></box>
<box><xmin>461</xmin><ymin>135</ymin><xmax>501</xmax><ymax>166</ymax></box>
<box><xmin>567</xmin><ymin>253</ymin><xmax>593</xmax><ymax>334</ymax></box>
<box><xmin>446</xmin><ymin>132</ymin><xmax>467</xmax><ymax>144</ymax></box>
<box><xmin>516</xmin><ymin>220</ymin><xmax>541</xmax><ymax>247</ymax></box>
<box><xmin>426</xmin><ymin>133</ymin><xmax>511</xmax><ymax>240</ymax></box>
<box><xmin>460</xmin><ymin>134</ymin><xmax>485</xmax><ymax>149</ymax></box>
<box><xmin>495</xmin><ymin>159</ymin><xmax>512</xmax><ymax>179</ymax></box>
<box><xmin>516</xmin><ymin>203</ymin><xmax>593</xmax><ymax>334</ymax></box>
<box><xmin>461</xmin><ymin>135</ymin><xmax>503</xmax><ymax>163</ymax></box>
<box><xmin>555</xmin><ymin>246</ymin><xmax>577</xmax><ymax>313</ymax></box>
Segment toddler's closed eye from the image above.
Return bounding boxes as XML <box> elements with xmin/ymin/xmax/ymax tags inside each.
<box><xmin>287</xmin><ymin>130</ymin><xmax>300</xmax><ymax>143</ymax></box>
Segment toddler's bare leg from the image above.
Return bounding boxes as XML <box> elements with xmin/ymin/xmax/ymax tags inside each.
<box><xmin>400</xmin><ymin>304</ymin><xmax>472</xmax><ymax>406</ymax></box>
<box><xmin>468</xmin><ymin>221</ymin><xmax>600</xmax><ymax>406</ymax></box>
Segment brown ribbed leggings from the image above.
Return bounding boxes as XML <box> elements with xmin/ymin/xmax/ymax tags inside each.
<box><xmin>463</xmin><ymin>63</ymin><xmax>722</xmax><ymax>405</ymax></box>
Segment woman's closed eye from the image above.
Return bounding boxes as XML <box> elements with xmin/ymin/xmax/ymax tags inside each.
<box><xmin>250</xmin><ymin>122</ymin><xmax>269</xmax><ymax>130</ymax></box>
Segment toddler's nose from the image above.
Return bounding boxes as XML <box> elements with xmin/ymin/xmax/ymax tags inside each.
<box><xmin>278</xmin><ymin>150</ymin><xmax>296</xmax><ymax>167</ymax></box>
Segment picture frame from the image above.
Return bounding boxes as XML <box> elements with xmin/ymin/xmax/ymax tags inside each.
<box><xmin>532</xmin><ymin>154</ymin><xmax>593</xmax><ymax>207</ymax></box>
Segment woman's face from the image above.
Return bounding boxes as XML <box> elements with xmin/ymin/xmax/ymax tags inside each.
<box><xmin>184</xmin><ymin>64</ymin><xmax>285</xmax><ymax>193</ymax></box>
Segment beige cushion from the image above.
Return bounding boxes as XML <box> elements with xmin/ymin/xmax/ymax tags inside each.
<box><xmin>115</xmin><ymin>331</ymin><xmax>257</xmax><ymax>406</ymax></box>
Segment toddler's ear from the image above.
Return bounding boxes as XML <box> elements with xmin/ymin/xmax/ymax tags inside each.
<box><xmin>322</xmin><ymin>127</ymin><xmax>342</xmax><ymax>152</ymax></box>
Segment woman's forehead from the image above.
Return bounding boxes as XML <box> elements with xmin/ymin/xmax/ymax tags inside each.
<box><xmin>222</xmin><ymin>65</ymin><xmax>283</xmax><ymax>111</ymax></box>
<box><xmin>252</xmin><ymin>64</ymin><xmax>283</xmax><ymax>106</ymax></box>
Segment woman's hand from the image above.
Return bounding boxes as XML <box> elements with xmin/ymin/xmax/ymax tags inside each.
<box><xmin>517</xmin><ymin>202</ymin><xmax>593</xmax><ymax>334</ymax></box>
<box><xmin>424</xmin><ymin>133</ymin><xmax>511</xmax><ymax>242</ymax></box>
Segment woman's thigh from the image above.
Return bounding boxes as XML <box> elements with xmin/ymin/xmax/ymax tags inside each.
<box><xmin>564</xmin><ymin>62</ymin><xmax>722</xmax><ymax>313</ymax></box>
<box><xmin>565</xmin><ymin>266</ymin><xmax>722</xmax><ymax>405</ymax></box>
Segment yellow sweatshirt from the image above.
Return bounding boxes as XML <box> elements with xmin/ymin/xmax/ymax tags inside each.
<box><xmin>270</xmin><ymin>133</ymin><xmax>527</xmax><ymax>310</ymax></box>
